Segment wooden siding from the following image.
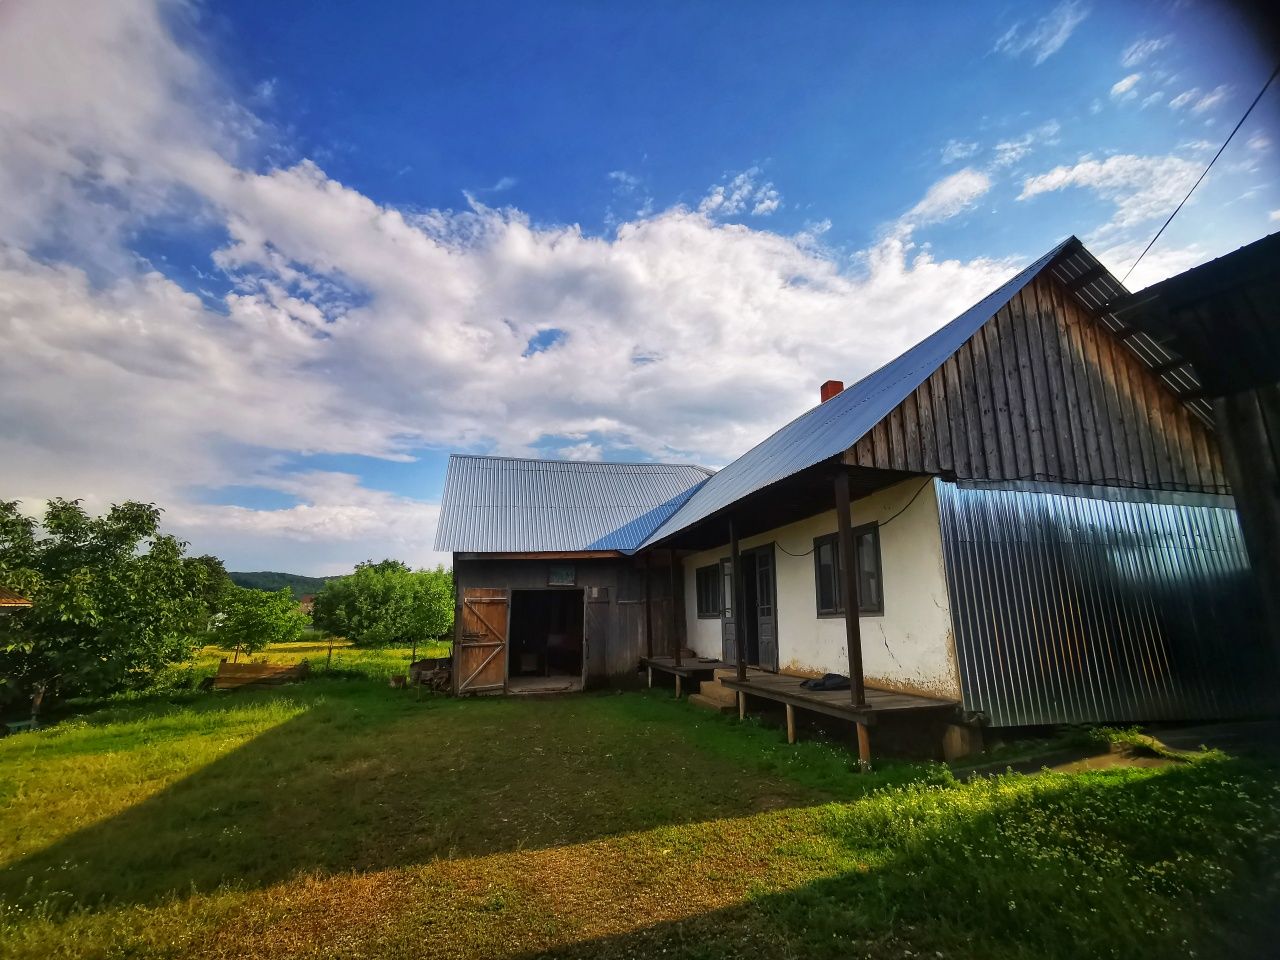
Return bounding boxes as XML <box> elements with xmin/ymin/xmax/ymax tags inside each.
<box><xmin>846</xmin><ymin>275</ymin><xmax>1226</xmax><ymax>493</ymax></box>
<box><xmin>453</xmin><ymin>555</ymin><xmax>684</xmax><ymax>685</ymax></box>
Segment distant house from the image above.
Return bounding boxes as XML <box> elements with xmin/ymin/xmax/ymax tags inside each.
<box><xmin>0</xmin><ymin>586</ymin><xmax>32</xmax><ymax>613</ymax></box>
<box><xmin>435</xmin><ymin>235</ymin><xmax>1276</xmax><ymax>742</ymax></box>
<box><xmin>298</xmin><ymin>594</ymin><xmax>316</xmax><ymax>616</ymax></box>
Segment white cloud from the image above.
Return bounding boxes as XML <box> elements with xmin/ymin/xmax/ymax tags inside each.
<box><xmin>1018</xmin><ymin>153</ymin><xmax>1201</xmax><ymax>236</ymax></box>
<box><xmin>1191</xmin><ymin>84</ymin><xmax>1231</xmax><ymax>114</ymax></box>
<box><xmin>1110</xmin><ymin>73</ymin><xmax>1142</xmax><ymax>100</ymax></box>
<box><xmin>1169</xmin><ymin>88</ymin><xmax>1200</xmax><ymax>110</ymax></box>
<box><xmin>0</xmin><ymin>1</ymin><xmax>1031</xmax><ymax>571</ymax></box>
<box><xmin>994</xmin><ymin>1</ymin><xmax>1090</xmax><ymax>65</ymax></box>
<box><xmin>1140</xmin><ymin>91</ymin><xmax>1165</xmax><ymax>109</ymax></box>
<box><xmin>699</xmin><ymin>167</ymin><xmax>782</xmax><ymax>217</ymax></box>
<box><xmin>941</xmin><ymin>139</ymin><xmax>980</xmax><ymax>164</ymax></box>
<box><xmin>992</xmin><ymin>120</ymin><xmax>1062</xmax><ymax>167</ymax></box>
<box><xmin>1270</xmin><ymin>209</ymin><xmax>1280</xmax><ymax>222</ymax></box>
<box><xmin>1120</xmin><ymin>35</ymin><xmax>1172</xmax><ymax>68</ymax></box>
<box><xmin>898</xmin><ymin>169</ymin><xmax>993</xmax><ymax>229</ymax></box>
<box><xmin>1246</xmin><ymin>132</ymin><xmax>1271</xmax><ymax>152</ymax></box>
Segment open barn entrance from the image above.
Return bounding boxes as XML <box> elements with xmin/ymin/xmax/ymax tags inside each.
<box><xmin>507</xmin><ymin>589</ymin><xmax>585</xmax><ymax>694</ymax></box>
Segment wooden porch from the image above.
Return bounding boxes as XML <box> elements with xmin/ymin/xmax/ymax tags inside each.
<box><xmin>718</xmin><ymin>670</ymin><xmax>956</xmax><ymax>723</ymax></box>
<box><xmin>640</xmin><ymin>655</ymin><xmax>734</xmax><ymax>697</ymax></box>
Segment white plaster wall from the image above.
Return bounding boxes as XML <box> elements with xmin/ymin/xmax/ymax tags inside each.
<box><xmin>680</xmin><ymin>477</ymin><xmax>959</xmax><ymax>699</ymax></box>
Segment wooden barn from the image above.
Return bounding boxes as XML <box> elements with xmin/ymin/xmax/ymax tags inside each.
<box><xmin>435</xmin><ymin>456</ymin><xmax>710</xmax><ymax>694</ymax></box>
<box><xmin>435</xmin><ymin>235</ymin><xmax>1277</xmax><ymax>758</ymax></box>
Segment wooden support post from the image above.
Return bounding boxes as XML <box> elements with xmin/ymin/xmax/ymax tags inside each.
<box><xmin>668</xmin><ymin>550</ymin><xmax>679</xmax><ymax>666</ymax></box>
<box><xmin>643</xmin><ymin>553</ymin><xmax>653</xmax><ymax>659</ymax></box>
<box><xmin>738</xmin><ymin>690</ymin><xmax>746</xmax><ymax>721</ymax></box>
<box><xmin>785</xmin><ymin>703</ymin><xmax>796</xmax><ymax>744</ymax></box>
<box><xmin>730</xmin><ymin>515</ymin><xmax>747</xmax><ymax>683</ymax></box>
<box><xmin>856</xmin><ymin>721</ymin><xmax>872</xmax><ymax>771</ymax></box>
<box><xmin>647</xmin><ymin>666</ymin><xmax>653</xmax><ymax>688</ymax></box>
<box><xmin>675</xmin><ymin>674</ymin><xmax>682</xmax><ymax>699</ymax></box>
<box><xmin>834</xmin><ymin>470</ymin><xmax>867</xmax><ymax>706</ymax></box>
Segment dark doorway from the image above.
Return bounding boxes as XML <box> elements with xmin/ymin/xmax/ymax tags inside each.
<box><xmin>719</xmin><ymin>546</ymin><xmax>778</xmax><ymax>672</ymax></box>
<box><xmin>508</xmin><ymin>590</ymin><xmax>584</xmax><ymax>692</ymax></box>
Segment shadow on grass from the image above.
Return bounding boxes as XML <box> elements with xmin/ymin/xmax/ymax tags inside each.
<box><xmin>498</xmin><ymin>758</ymin><xmax>1280</xmax><ymax>960</ymax></box>
<box><xmin>0</xmin><ymin>685</ymin><xmax>834</xmax><ymax>914</ymax></box>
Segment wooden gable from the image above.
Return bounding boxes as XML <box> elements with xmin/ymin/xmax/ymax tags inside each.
<box><xmin>845</xmin><ymin>272</ymin><xmax>1227</xmax><ymax>494</ymax></box>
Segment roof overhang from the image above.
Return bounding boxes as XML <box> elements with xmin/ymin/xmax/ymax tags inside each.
<box><xmin>1103</xmin><ymin>233</ymin><xmax>1280</xmax><ymax>400</ymax></box>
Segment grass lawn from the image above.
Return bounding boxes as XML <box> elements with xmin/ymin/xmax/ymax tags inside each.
<box><xmin>1</xmin><ymin>648</ymin><xmax>1277</xmax><ymax>959</ymax></box>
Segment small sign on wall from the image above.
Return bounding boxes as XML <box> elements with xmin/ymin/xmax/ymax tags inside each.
<box><xmin>547</xmin><ymin>563</ymin><xmax>576</xmax><ymax>586</ymax></box>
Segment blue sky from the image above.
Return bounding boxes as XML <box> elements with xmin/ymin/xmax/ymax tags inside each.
<box><xmin>1</xmin><ymin>0</ymin><xmax>1276</xmax><ymax>572</ymax></box>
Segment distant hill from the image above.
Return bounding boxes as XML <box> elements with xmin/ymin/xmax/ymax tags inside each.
<box><xmin>229</xmin><ymin>571</ymin><xmax>340</xmax><ymax>598</ymax></box>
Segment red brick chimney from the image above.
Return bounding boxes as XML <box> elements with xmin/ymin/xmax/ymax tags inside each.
<box><xmin>820</xmin><ymin>379</ymin><xmax>844</xmax><ymax>403</ymax></box>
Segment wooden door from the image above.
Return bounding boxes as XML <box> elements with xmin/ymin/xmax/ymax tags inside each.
<box><xmin>755</xmin><ymin>547</ymin><xmax>778</xmax><ymax>672</ymax></box>
<box><xmin>454</xmin><ymin>587</ymin><xmax>509</xmax><ymax>694</ymax></box>
<box><xmin>719</xmin><ymin>558</ymin><xmax>737</xmax><ymax>663</ymax></box>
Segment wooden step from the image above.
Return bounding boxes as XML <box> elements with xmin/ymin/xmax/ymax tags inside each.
<box><xmin>687</xmin><ymin>693</ymin><xmax>734</xmax><ymax>714</ymax></box>
<box><xmin>697</xmin><ymin>680</ymin><xmax>737</xmax><ymax>706</ymax></box>
<box><xmin>713</xmin><ymin>668</ymin><xmax>739</xmax><ymax>681</ymax></box>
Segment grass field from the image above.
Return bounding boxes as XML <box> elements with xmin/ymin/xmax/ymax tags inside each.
<box><xmin>1</xmin><ymin>646</ymin><xmax>1277</xmax><ymax>959</ymax></box>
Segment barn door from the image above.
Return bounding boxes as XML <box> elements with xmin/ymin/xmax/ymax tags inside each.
<box><xmin>719</xmin><ymin>558</ymin><xmax>737</xmax><ymax>663</ymax></box>
<box><xmin>454</xmin><ymin>588</ymin><xmax>509</xmax><ymax>694</ymax></box>
<box><xmin>755</xmin><ymin>546</ymin><xmax>778</xmax><ymax>672</ymax></box>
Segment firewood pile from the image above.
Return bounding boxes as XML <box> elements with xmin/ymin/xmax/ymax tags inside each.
<box><xmin>409</xmin><ymin>656</ymin><xmax>452</xmax><ymax>692</ymax></box>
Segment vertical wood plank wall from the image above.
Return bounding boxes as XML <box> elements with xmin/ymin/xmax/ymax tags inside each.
<box><xmin>847</xmin><ymin>275</ymin><xmax>1226</xmax><ymax>494</ymax></box>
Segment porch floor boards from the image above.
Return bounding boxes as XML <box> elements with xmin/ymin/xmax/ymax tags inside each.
<box><xmin>718</xmin><ymin>670</ymin><xmax>957</xmax><ymax>722</ymax></box>
<box><xmin>640</xmin><ymin>655</ymin><xmax>735</xmax><ymax>679</ymax></box>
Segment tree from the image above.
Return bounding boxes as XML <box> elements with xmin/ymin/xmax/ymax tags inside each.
<box><xmin>312</xmin><ymin>560</ymin><xmax>453</xmax><ymax>651</ymax></box>
<box><xmin>0</xmin><ymin>499</ymin><xmax>220</xmax><ymax>718</ymax></box>
<box><xmin>215</xmin><ymin>586</ymin><xmax>308</xmax><ymax>661</ymax></box>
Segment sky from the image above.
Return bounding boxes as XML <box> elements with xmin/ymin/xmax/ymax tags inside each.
<box><xmin>1</xmin><ymin>0</ymin><xmax>1277</xmax><ymax>574</ymax></box>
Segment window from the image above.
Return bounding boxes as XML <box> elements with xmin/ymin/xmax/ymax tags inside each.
<box><xmin>547</xmin><ymin>563</ymin><xmax>576</xmax><ymax>586</ymax></box>
<box><xmin>813</xmin><ymin>524</ymin><xmax>883</xmax><ymax>616</ymax></box>
<box><xmin>695</xmin><ymin>564</ymin><xmax>721</xmax><ymax>618</ymax></box>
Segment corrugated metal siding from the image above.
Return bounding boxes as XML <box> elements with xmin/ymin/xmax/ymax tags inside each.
<box><xmin>937</xmin><ymin>480</ymin><xmax>1277</xmax><ymax>726</ymax></box>
<box><xmin>641</xmin><ymin>239</ymin><xmax>1078</xmax><ymax>547</ymax></box>
<box><xmin>434</xmin><ymin>455</ymin><xmax>712</xmax><ymax>553</ymax></box>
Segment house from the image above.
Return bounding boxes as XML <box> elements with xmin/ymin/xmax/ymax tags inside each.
<box><xmin>0</xmin><ymin>586</ymin><xmax>32</xmax><ymax>613</ymax></box>
<box><xmin>435</xmin><ymin>235</ymin><xmax>1276</xmax><ymax>754</ymax></box>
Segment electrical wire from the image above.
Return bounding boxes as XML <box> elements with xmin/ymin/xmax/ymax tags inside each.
<box><xmin>1121</xmin><ymin>61</ymin><xmax>1280</xmax><ymax>284</ymax></box>
<box><xmin>771</xmin><ymin>474</ymin><xmax>935</xmax><ymax>558</ymax></box>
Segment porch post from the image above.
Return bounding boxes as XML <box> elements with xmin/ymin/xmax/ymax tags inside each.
<box><xmin>643</xmin><ymin>553</ymin><xmax>653</xmax><ymax>660</ymax></box>
<box><xmin>668</xmin><ymin>550</ymin><xmax>679</xmax><ymax>666</ymax></box>
<box><xmin>834</xmin><ymin>469</ymin><xmax>867</xmax><ymax>706</ymax></box>
<box><xmin>730</xmin><ymin>515</ymin><xmax>747</xmax><ymax>682</ymax></box>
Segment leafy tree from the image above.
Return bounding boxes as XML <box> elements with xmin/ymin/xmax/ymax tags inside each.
<box><xmin>0</xmin><ymin>499</ymin><xmax>220</xmax><ymax>718</ymax></box>
<box><xmin>215</xmin><ymin>586</ymin><xmax>308</xmax><ymax>661</ymax></box>
<box><xmin>312</xmin><ymin>560</ymin><xmax>453</xmax><ymax>649</ymax></box>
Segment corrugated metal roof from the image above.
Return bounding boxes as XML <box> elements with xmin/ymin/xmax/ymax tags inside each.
<box><xmin>640</xmin><ymin>238</ymin><xmax>1078</xmax><ymax>546</ymax></box>
<box><xmin>434</xmin><ymin>455</ymin><xmax>713</xmax><ymax>553</ymax></box>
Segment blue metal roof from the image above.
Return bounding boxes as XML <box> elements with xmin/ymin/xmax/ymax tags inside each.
<box><xmin>639</xmin><ymin>238</ymin><xmax>1077</xmax><ymax>547</ymax></box>
<box><xmin>434</xmin><ymin>455</ymin><xmax>713</xmax><ymax>553</ymax></box>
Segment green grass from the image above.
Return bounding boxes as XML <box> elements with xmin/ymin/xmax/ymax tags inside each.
<box><xmin>1</xmin><ymin>646</ymin><xmax>1277</xmax><ymax>959</ymax></box>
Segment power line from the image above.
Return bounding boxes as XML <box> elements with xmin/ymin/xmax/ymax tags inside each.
<box><xmin>1122</xmin><ymin>61</ymin><xmax>1280</xmax><ymax>284</ymax></box>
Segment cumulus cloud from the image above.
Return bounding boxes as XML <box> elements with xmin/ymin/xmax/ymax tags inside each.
<box><xmin>699</xmin><ymin>167</ymin><xmax>782</xmax><ymax>217</ymax></box>
<box><xmin>1018</xmin><ymin>153</ymin><xmax>1201</xmax><ymax>237</ymax></box>
<box><xmin>1120</xmin><ymin>35</ymin><xmax>1172</xmax><ymax>68</ymax></box>
<box><xmin>994</xmin><ymin>1</ymin><xmax>1090</xmax><ymax>65</ymax></box>
<box><xmin>0</xmin><ymin>0</ymin><xmax>1033</xmax><ymax>571</ymax></box>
